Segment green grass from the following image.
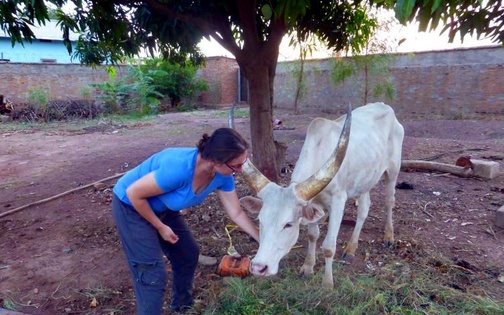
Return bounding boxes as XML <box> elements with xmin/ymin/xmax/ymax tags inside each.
<box><xmin>0</xmin><ymin>290</ymin><xmax>41</xmax><ymax>311</ymax></box>
<box><xmin>0</xmin><ymin>180</ymin><xmax>28</xmax><ymax>190</ymax></box>
<box><xmin>189</xmin><ymin>107</ymin><xmax>250</xmax><ymax>119</ymax></box>
<box><xmin>201</xmin><ymin>256</ymin><xmax>503</xmax><ymax>315</ymax></box>
<box><xmin>0</xmin><ymin>108</ymin><xmax>249</xmax><ymax>133</ymax></box>
<box><xmin>75</xmin><ymin>284</ymin><xmax>131</xmax><ymax>315</ymax></box>
<box><xmin>0</xmin><ymin>113</ymin><xmax>157</xmax><ymax>133</ymax></box>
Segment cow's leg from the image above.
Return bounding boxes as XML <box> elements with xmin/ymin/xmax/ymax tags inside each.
<box><xmin>382</xmin><ymin>171</ymin><xmax>398</xmax><ymax>246</ymax></box>
<box><xmin>321</xmin><ymin>197</ymin><xmax>346</xmax><ymax>287</ymax></box>
<box><xmin>299</xmin><ymin>222</ymin><xmax>320</xmax><ymax>277</ymax></box>
<box><xmin>342</xmin><ymin>192</ymin><xmax>370</xmax><ymax>262</ymax></box>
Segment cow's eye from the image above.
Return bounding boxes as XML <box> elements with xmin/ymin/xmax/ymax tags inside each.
<box><xmin>283</xmin><ymin>223</ymin><xmax>292</xmax><ymax>229</ymax></box>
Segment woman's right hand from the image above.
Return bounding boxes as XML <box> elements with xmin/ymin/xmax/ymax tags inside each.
<box><xmin>157</xmin><ymin>225</ymin><xmax>179</xmax><ymax>244</ymax></box>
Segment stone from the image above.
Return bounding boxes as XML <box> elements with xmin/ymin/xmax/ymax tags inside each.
<box><xmin>198</xmin><ymin>254</ymin><xmax>218</xmax><ymax>266</ymax></box>
<box><xmin>496</xmin><ymin>206</ymin><xmax>504</xmax><ymax>229</ymax></box>
<box><xmin>471</xmin><ymin>159</ymin><xmax>500</xmax><ymax>179</ymax></box>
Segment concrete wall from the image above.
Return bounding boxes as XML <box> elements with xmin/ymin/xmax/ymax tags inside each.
<box><xmin>0</xmin><ymin>38</ymin><xmax>77</xmax><ymax>63</ymax></box>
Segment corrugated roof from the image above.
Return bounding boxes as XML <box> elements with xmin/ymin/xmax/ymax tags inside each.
<box><xmin>0</xmin><ymin>20</ymin><xmax>80</xmax><ymax>41</ymax></box>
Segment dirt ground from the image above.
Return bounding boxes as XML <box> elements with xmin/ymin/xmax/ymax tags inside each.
<box><xmin>0</xmin><ymin>108</ymin><xmax>503</xmax><ymax>314</ymax></box>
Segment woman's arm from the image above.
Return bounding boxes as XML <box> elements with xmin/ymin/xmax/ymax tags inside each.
<box><xmin>217</xmin><ymin>190</ymin><xmax>260</xmax><ymax>243</ymax></box>
<box><xmin>126</xmin><ymin>172</ymin><xmax>179</xmax><ymax>243</ymax></box>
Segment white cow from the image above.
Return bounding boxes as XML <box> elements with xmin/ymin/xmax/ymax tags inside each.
<box><xmin>239</xmin><ymin>102</ymin><xmax>404</xmax><ymax>287</ymax></box>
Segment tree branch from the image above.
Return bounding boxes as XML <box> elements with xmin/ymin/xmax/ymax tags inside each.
<box><xmin>142</xmin><ymin>0</ymin><xmax>211</xmax><ymax>32</ymax></box>
<box><xmin>207</xmin><ymin>13</ymin><xmax>242</xmax><ymax>57</ymax></box>
<box><xmin>236</xmin><ymin>1</ymin><xmax>261</xmax><ymax>48</ymax></box>
<box><xmin>0</xmin><ymin>173</ymin><xmax>125</xmax><ymax>219</ymax></box>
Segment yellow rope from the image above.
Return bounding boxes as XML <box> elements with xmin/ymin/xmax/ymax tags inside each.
<box><xmin>225</xmin><ymin>224</ymin><xmax>239</xmax><ymax>255</ymax></box>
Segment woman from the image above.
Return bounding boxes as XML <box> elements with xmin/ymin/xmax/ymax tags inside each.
<box><xmin>111</xmin><ymin>127</ymin><xmax>260</xmax><ymax>314</ymax></box>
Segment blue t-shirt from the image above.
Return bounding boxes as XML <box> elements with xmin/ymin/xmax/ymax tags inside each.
<box><xmin>113</xmin><ymin>147</ymin><xmax>235</xmax><ymax>213</ymax></box>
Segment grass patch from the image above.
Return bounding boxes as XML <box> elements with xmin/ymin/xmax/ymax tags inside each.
<box><xmin>0</xmin><ymin>108</ymin><xmax>248</xmax><ymax>133</ymax></box>
<box><xmin>0</xmin><ymin>114</ymin><xmax>158</xmax><ymax>133</ymax></box>
<box><xmin>0</xmin><ymin>289</ymin><xmax>41</xmax><ymax>311</ymax></box>
<box><xmin>202</xmin><ymin>256</ymin><xmax>503</xmax><ymax>315</ymax></box>
<box><xmin>0</xmin><ymin>180</ymin><xmax>28</xmax><ymax>190</ymax></box>
<box><xmin>75</xmin><ymin>284</ymin><xmax>131</xmax><ymax>315</ymax></box>
<box><xmin>189</xmin><ymin>108</ymin><xmax>250</xmax><ymax>119</ymax></box>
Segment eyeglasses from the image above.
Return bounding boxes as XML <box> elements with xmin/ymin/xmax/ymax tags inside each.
<box><xmin>224</xmin><ymin>158</ymin><xmax>247</xmax><ymax>174</ymax></box>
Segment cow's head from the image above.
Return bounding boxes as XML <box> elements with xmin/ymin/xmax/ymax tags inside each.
<box><xmin>239</xmin><ymin>107</ymin><xmax>351</xmax><ymax>276</ymax></box>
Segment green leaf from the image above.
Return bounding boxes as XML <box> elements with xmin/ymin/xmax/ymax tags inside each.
<box><xmin>261</xmin><ymin>4</ymin><xmax>272</xmax><ymax>20</ymax></box>
<box><xmin>395</xmin><ymin>0</ymin><xmax>416</xmax><ymax>23</ymax></box>
<box><xmin>431</xmin><ymin>0</ymin><xmax>442</xmax><ymax>13</ymax></box>
<box><xmin>417</xmin><ymin>7</ymin><xmax>432</xmax><ymax>32</ymax></box>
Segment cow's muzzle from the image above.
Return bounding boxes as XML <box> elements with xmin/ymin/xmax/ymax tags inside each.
<box><xmin>250</xmin><ymin>261</ymin><xmax>270</xmax><ymax>276</ymax></box>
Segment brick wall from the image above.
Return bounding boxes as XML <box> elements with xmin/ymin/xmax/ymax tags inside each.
<box><xmin>1</xmin><ymin>47</ymin><xmax>503</xmax><ymax>119</ymax></box>
<box><xmin>199</xmin><ymin>56</ymin><xmax>239</xmax><ymax>107</ymax></box>
<box><xmin>0</xmin><ymin>63</ymin><xmax>127</xmax><ymax>103</ymax></box>
<box><xmin>273</xmin><ymin>46</ymin><xmax>504</xmax><ymax>119</ymax></box>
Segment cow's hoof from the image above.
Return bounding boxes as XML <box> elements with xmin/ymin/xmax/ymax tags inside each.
<box><xmin>341</xmin><ymin>253</ymin><xmax>354</xmax><ymax>264</ymax></box>
<box><xmin>322</xmin><ymin>278</ymin><xmax>334</xmax><ymax>288</ymax></box>
<box><xmin>299</xmin><ymin>265</ymin><xmax>314</xmax><ymax>277</ymax></box>
<box><xmin>383</xmin><ymin>239</ymin><xmax>395</xmax><ymax>248</ymax></box>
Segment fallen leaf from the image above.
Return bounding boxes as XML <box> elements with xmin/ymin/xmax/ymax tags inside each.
<box><xmin>364</xmin><ymin>250</ymin><xmax>370</xmax><ymax>262</ymax></box>
<box><xmin>499</xmin><ymin>274</ymin><xmax>504</xmax><ymax>283</ymax></box>
<box><xmin>90</xmin><ymin>297</ymin><xmax>98</xmax><ymax>308</ymax></box>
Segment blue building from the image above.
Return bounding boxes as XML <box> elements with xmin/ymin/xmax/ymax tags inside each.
<box><xmin>0</xmin><ymin>20</ymin><xmax>78</xmax><ymax>63</ymax></box>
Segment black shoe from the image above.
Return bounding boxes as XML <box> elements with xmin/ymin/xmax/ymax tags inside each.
<box><xmin>170</xmin><ymin>303</ymin><xmax>193</xmax><ymax>313</ymax></box>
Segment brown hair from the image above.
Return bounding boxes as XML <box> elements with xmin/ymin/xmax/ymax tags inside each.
<box><xmin>197</xmin><ymin>128</ymin><xmax>249</xmax><ymax>163</ymax></box>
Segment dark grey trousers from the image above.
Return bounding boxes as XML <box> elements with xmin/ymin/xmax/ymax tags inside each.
<box><xmin>111</xmin><ymin>194</ymin><xmax>199</xmax><ymax>314</ymax></box>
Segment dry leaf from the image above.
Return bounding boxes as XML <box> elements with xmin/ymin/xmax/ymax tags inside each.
<box><xmin>90</xmin><ymin>297</ymin><xmax>98</xmax><ymax>308</ymax></box>
<box><xmin>364</xmin><ymin>250</ymin><xmax>370</xmax><ymax>261</ymax></box>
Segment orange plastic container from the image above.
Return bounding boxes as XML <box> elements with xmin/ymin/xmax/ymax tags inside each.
<box><xmin>216</xmin><ymin>255</ymin><xmax>251</xmax><ymax>278</ymax></box>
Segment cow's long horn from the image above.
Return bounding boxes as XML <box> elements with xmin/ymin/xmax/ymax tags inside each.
<box><xmin>228</xmin><ymin>102</ymin><xmax>270</xmax><ymax>194</ymax></box>
<box><xmin>295</xmin><ymin>104</ymin><xmax>352</xmax><ymax>201</ymax></box>
<box><xmin>241</xmin><ymin>159</ymin><xmax>271</xmax><ymax>195</ymax></box>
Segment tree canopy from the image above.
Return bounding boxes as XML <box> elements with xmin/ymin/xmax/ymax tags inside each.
<box><xmin>384</xmin><ymin>0</ymin><xmax>503</xmax><ymax>45</ymax></box>
<box><xmin>1</xmin><ymin>0</ymin><xmax>502</xmax><ymax>181</ymax></box>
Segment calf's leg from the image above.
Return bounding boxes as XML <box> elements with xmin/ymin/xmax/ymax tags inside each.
<box><xmin>342</xmin><ymin>192</ymin><xmax>371</xmax><ymax>262</ymax></box>
<box><xmin>383</xmin><ymin>171</ymin><xmax>398</xmax><ymax>246</ymax></box>
<box><xmin>299</xmin><ymin>223</ymin><xmax>320</xmax><ymax>277</ymax></box>
<box><xmin>321</xmin><ymin>197</ymin><xmax>346</xmax><ymax>287</ymax></box>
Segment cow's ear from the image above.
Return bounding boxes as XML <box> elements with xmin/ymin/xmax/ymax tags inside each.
<box><xmin>301</xmin><ymin>204</ymin><xmax>325</xmax><ymax>224</ymax></box>
<box><xmin>240</xmin><ymin>196</ymin><xmax>263</xmax><ymax>214</ymax></box>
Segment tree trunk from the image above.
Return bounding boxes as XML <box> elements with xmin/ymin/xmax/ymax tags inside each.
<box><xmin>363</xmin><ymin>64</ymin><xmax>369</xmax><ymax>104</ymax></box>
<box><xmin>245</xmin><ymin>64</ymin><xmax>279</xmax><ymax>182</ymax></box>
<box><xmin>293</xmin><ymin>57</ymin><xmax>304</xmax><ymax>115</ymax></box>
<box><xmin>293</xmin><ymin>43</ymin><xmax>306</xmax><ymax>115</ymax></box>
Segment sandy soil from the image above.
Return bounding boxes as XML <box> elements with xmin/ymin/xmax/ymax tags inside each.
<box><xmin>0</xmin><ymin>108</ymin><xmax>503</xmax><ymax>314</ymax></box>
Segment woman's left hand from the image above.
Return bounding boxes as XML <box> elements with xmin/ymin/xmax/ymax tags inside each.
<box><xmin>157</xmin><ymin>224</ymin><xmax>179</xmax><ymax>244</ymax></box>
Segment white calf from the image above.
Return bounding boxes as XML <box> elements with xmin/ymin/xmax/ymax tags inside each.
<box><xmin>239</xmin><ymin>102</ymin><xmax>404</xmax><ymax>287</ymax></box>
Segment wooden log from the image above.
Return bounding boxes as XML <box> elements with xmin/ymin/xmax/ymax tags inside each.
<box><xmin>401</xmin><ymin>160</ymin><xmax>473</xmax><ymax>177</ymax></box>
<box><xmin>0</xmin><ymin>172</ymin><xmax>125</xmax><ymax>219</ymax></box>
